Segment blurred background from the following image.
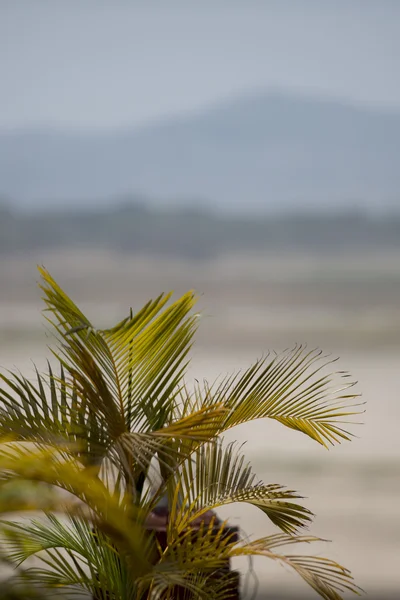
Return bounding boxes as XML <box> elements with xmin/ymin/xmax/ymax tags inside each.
<box><xmin>1</xmin><ymin>1</ymin><xmax>399</xmax><ymax>598</ymax></box>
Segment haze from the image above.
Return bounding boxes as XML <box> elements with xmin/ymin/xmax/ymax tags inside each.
<box><xmin>1</xmin><ymin>0</ymin><xmax>400</xmax><ymax>130</ymax></box>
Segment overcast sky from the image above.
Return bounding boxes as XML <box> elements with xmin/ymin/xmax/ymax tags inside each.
<box><xmin>1</xmin><ymin>0</ymin><xmax>399</xmax><ymax>130</ymax></box>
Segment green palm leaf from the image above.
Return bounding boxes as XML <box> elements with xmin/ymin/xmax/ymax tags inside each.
<box><xmin>39</xmin><ymin>267</ymin><xmax>198</xmax><ymax>435</ymax></box>
<box><xmin>0</xmin><ymin>441</ymin><xmax>152</xmax><ymax>578</ymax></box>
<box><xmin>0</xmin><ymin>364</ymin><xmax>109</xmax><ymax>467</ymax></box>
<box><xmin>37</xmin><ymin>268</ymin><xmax>211</xmax><ymax>495</ymax></box>
<box><xmin>158</xmin><ymin>526</ymin><xmax>362</xmax><ymax>600</ymax></box>
<box><xmin>0</xmin><ymin>514</ymin><xmax>139</xmax><ymax>599</ymax></box>
<box><xmin>168</xmin><ymin>441</ymin><xmax>313</xmax><ymax>534</ymax></box>
<box><xmin>178</xmin><ymin>346</ymin><xmax>363</xmax><ymax>448</ymax></box>
<box><xmin>233</xmin><ymin>534</ymin><xmax>363</xmax><ymax>600</ymax></box>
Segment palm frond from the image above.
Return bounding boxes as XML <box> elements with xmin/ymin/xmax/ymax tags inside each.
<box><xmin>1</xmin><ymin>515</ymin><xmax>237</xmax><ymax>600</ymax></box>
<box><xmin>0</xmin><ymin>514</ymin><xmax>139</xmax><ymax>599</ymax></box>
<box><xmin>169</xmin><ymin>441</ymin><xmax>312</xmax><ymax>534</ymax></box>
<box><xmin>39</xmin><ymin>267</ymin><xmax>199</xmax><ymax>437</ymax></box>
<box><xmin>151</xmin><ymin>404</ymin><xmax>228</xmax><ymax>441</ymax></box>
<box><xmin>0</xmin><ymin>479</ymin><xmax>65</xmax><ymax>515</ymax></box>
<box><xmin>0</xmin><ymin>441</ymin><xmax>151</xmax><ymax>574</ymax></box>
<box><xmin>34</xmin><ymin>268</ymin><xmax>219</xmax><ymax>504</ymax></box>
<box><xmin>101</xmin><ymin>290</ymin><xmax>199</xmax><ymax>434</ymax></box>
<box><xmin>0</xmin><ymin>364</ymin><xmax>109</xmax><ymax>467</ymax></box>
<box><xmin>160</xmin><ymin>519</ymin><xmax>238</xmax><ymax>573</ymax></box>
<box><xmin>180</xmin><ymin>346</ymin><xmax>363</xmax><ymax>448</ymax></box>
<box><xmin>159</xmin><ymin>526</ymin><xmax>362</xmax><ymax>600</ymax></box>
<box><xmin>233</xmin><ymin>534</ymin><xmax>363</xmax><ymax>600</ymax></box>
<box><xmin>138</xmin><ymin>568</ymin><xmax>238</xmax><ymax>600</ymax></box>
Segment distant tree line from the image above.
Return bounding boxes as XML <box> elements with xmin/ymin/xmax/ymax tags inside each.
<box><xmin>1</xmin><ymin>200</ymin><xmax>400</xmax><ymax>258</ymax></box>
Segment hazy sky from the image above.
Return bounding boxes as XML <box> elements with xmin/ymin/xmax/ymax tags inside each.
<box><xmin>1</xmin><ymin>0</ymin><xmax>400</xmax><ymax>130</ymax></box>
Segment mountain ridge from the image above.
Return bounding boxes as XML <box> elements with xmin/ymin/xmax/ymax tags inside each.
<box><xmin>1</xmin><ymin>90</ymin><xmax>399</xmax><ymax>213</ymax></box>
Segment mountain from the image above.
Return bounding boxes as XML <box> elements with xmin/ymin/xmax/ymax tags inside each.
<box><xmin>1</xmin><ymin>91</ymin><xmax>400</xmax><ymax>213</ymax></box>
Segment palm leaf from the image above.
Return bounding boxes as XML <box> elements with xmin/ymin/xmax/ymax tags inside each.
<box><xmin>102</xmin><ymin>290</ymin><xmax>198</xmax><ymax>434</ymax></box>
<box><xmin>158</xmin><ymin>518</ymin><xmax>239</xmax><ymax>575</ymax></box>
<box><xmin>0</xmin><ymin>514</ymin><xmax>140</xmax><ymax>599</ymax></box>
<box><xmin>39</xmin><ymin>267</ymin><xmax>199</xmax><ymax>435</ymax></box>
<box><xmin>158</xmin><ymin>526</ymin><xmax>362</xmax><ymax>600</ymax></box>
<box><xmin>37</xmin><ymin>268</ymin><xmax>210</xmax><ymax>494</ymax></box>
<box><xmin>138</xmin><ymin>568</ymin><xmax>237</xmax><ymax>600</ymax></box>
<box><xmin>1</xmin><ymin>514</ymin><xmax>235</xmax><ymax>600</ymax></box>
<box><xmin>233</xmin><ymin>534</ymin><xmax>363</xmax><ymax>600</ymax></box>
<box><xmin>168</xmin><ymin>441</ymin><xmax>312</xmax><ymax>534</ymax></box>
<box><xmin>0</xmin><ymin>479</ymin><xmax>65</xmax><ymax>516</ymax></box>
<box><xmin>178</xmin><ymin>346</ymin><xmax>363</xmax><ymax>448</ymax></box>
<box><xmin>0</xmin><ymin>364</ymin><xmax>109</xmax><ymax>467</ymax></box>
<box><xmin>0</xmin><ymin>441</ymin><xmax>152</xmax><ymax>577</ymax></box>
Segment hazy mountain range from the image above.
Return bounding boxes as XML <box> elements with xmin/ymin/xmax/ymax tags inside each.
<box><xmin>1</xmin><ymin>91</ymin><xmax>399</xmax><ymax>214</ymax></box>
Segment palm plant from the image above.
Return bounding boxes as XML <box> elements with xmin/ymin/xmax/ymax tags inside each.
<box><xmin>0</xmin><ymin>267</ymin><xmax>364</xmax><ymax>599</ymax></box>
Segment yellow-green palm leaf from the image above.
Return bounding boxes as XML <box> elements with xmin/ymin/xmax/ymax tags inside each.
<box><xmin>168</xmin><ymin>441</ymin><xmax>313</xmax><ymax>534</ymax></box>
<box><xmin>177</xmin><ymin>345</ymin><xmax>363</xmax><ymax>449</ymax></box>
